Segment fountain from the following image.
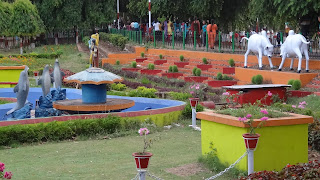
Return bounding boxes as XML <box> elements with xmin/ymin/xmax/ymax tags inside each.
<box><xmin>53</xmin><ymin>67</ymin><xmax>135</xmax><ymax>113</ymax></box>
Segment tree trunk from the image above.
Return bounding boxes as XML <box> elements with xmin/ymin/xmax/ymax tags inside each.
<box><xmin>20</xmin><ymin>37</ymin><xmax>23</xmax><ymax>55</ymax></box>
<box><xmin>55</xmin><ymin>32</ymin><xmax>59</xmax><ymax>45</ymax></box>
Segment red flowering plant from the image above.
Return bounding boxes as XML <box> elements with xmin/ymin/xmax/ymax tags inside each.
<box><xmin>0</xmin><ymin>162</ymin><xmax>12</xmax><ymax>179</ymax></box>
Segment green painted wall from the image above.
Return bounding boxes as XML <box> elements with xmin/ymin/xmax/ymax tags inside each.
<box><xmin>127</xmin><ymin>110</ymin><xmax>182</xmax><ymax>127</ymax></box>
<box><xmin>201</xmin><ymin>120</ymin><xmax>308</xmax><ymax>172</ymax></box>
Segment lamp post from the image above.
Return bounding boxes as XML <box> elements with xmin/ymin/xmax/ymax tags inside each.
<box><xmin>117</xmin><ymin>0</ymin><xmax>120</xmax><ymax>30</ymax></box>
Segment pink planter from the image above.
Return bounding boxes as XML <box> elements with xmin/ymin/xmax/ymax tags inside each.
<box><xmin>223</xmin><ymin>67</ymin><xmax>235</xmax><ymax>74</ymax></box>
<box><xmin>154</xmin><ymin>59</ymin><xmax>167</xmax><ymax>65</ymax></box>
<box><xmin>161</xmin><ymin>73</ymin><xmax>184</xmax><ymax>79</ymax></box>
<box><xmin>140</xmin><ymin>69</ymin><xmax>162</xmax><ymax>75</ymax></box>
<box><xmin>121</xmin><ymin>68</ymin><xmax>140</xmax><ymax>72</ymax></box>
<box><xmin>288</xmin><ymin>90</ymin><xmax>313</xmax><ymax>97</ymax></box>
<box><xmin>197</xmin><ymin>64</ymin><xmax>212</xmax><ymax>71</ymax></box>
<box><xmin>208</xmin><ymin>80</ymin><xmax>237</xmax><ymax>88</ymax></box>
<box><xmin>184</xmin><ymin>76</ymin><xmax>208</xmax><ymax>83</ymax></box>
<box><xmin>136</xmin><ymin>58</ymin><xmax>147</xmax><ymax>63</ymax></box>
<box><xmin>174</xmin><ymin>62</ymin><xmax>189</xmax><ymax>68</ymax></box>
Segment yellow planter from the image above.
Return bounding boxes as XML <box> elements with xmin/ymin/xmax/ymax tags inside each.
<box><xmin>0</xmin><ymin>66</ymin><xmax>25</xmax><ymax>88</ymax></box>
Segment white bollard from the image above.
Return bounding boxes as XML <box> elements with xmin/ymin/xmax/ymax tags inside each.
<box><xmin>192</xmin><ymin>107</ymin><xmax>197</xmax><ymax>128</ymax></box>
<box><xmin>139</xmin><ymin>170</ymin><xmax>146</xmax><ymax>180</ymax></box>
<box><xmin>247</xmin><ymin>149</ymin><xmax>254</xmax><ymax>175</ymax></box>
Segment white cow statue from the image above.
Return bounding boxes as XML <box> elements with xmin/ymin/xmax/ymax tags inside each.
<box><xmin>278</xmin><ymin>30</ymin><xmax>310</xmax><ymax>73</ymax></box>
<box><xmin>241</xmin><ymin>30</ymin><xmax>274</xmax><ymax>70</ymax></box>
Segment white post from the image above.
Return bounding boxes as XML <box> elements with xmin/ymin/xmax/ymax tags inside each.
<box><xmin>247</xmin><ymin>149</ymin><xmax>254</xmax><ymax>175</ymax></box>
<box><xmin>192</xmin><ymin>108</ymin><xmax>196</xmax><ymax>128</ymax></box>
<box><xmin>117</xmin><ymin>0</ymin><xmax>120</xmax><ymax>30</ymax></box>
<box><xmin>148</xmin><ymin>0</ymin><xmax>151</xmax><ymax>28</ymax></box>
<box><xmin>138</xmin><ymin>170</ymin><xmax>146</xmax><ymax>180</ymax></box>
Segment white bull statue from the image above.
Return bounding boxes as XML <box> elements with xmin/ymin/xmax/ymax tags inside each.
<box><xmin>278</xmin><ymin>30</ymin><xmax>310</xmax><ymax>73</ymax></box>
<box><xmin>241</xmin><ymin>30</ymin><xmax>274</xmax><ymax>70</ymax></box>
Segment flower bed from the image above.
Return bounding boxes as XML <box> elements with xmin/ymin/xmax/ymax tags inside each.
<box><xmin>207</xmin><ymin>80</ymin><xmax>237</xmax><ymax>88</ymax></box>
<box><xmin>121</xmin><ymin>68</ymin><xmax>140</xmax><ymax>72</ymax></box>
<box><xmin>161</xmin><ymin>73</ymin><xmax>183</xmax><ymax>79</ymax></box>
<box><xmin>154</xmin><ymin>59</ymin><xmax>167</xmax><ymax>65</ymax></box>
<box><xmin>140</xmin><ymin>69</ymin><xmax>162</xmax><ymax>75</ymax></box>
<box><xmin>196</xmin><ymin>64</ymin><xmax>212</xmax><ymax>71</ymax></box>
<box><xmin>222</xmin><ymin>67</ymin><xmax>235</xmax><ymax>74</ymax></box>
<box><xmin>135</xmin><ymin>58</ymin><xmax>147</xmax><ymax>63</ymax></box>
<box><xmin>174</xmin><ymin>62</ymin><xmax>189</xmax><ymax>68</ymax></box>
<box><xmin>288</xmin><ymin>90</ymin><xmax>313</xmax><ymax>98</ymax></box>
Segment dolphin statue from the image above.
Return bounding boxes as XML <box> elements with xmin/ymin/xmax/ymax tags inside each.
<box><xmin>6</xmin><ymin>66</ymin><xmax>30</xmax><ymax>115</ymax></box>
<box><xmin>38</xmin><ymin>65</ymin><xmax>52</xmax><ymax>97</ymax></box>
<box><xmin>51</xmin><ymin>59</ymin><xmax>65</xmax><ymax>89</ymax></box>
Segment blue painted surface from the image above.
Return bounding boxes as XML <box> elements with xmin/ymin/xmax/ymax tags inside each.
<box><xmin>82</xmin><ymin>84</ymin><xmax>106</xmax><ymax>103</ymax></box>
<box><xmin>0</xmin><ymin>88</ymin><xmax>185</xmax><ymax>121</ymax></box>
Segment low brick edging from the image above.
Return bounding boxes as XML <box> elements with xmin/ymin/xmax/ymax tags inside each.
<box><xmin>0</xmin><ymin>104</ymin><xmax>185</xmax><ymax>127</ymax></box>
<box><xmin>0</xmin><ymin>97</ymin><xmax>17</xmax><ymax>102</ymax></box>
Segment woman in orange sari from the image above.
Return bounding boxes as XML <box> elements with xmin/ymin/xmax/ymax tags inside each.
<box><xmin>207</xmin><ymin>19</ymin><xmax>218</xmax><ymax>49</ymax></box>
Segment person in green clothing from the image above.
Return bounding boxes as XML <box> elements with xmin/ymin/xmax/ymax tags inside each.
<box><xmin>201</xmin><ymin>20</ymin><xmax>207</xmax><ymax>47</ymax></box>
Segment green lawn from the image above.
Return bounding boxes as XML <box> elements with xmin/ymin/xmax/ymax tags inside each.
<box><xmin>0</xmin><ymin>126</ymin><xmax>235</xmax><ymax>180</ymax></box>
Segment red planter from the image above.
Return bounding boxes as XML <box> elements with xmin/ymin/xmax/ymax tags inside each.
<box><xmin>288</xmin><ymin>90</ymin><xmax>313</xmax><ymax>97</ymax></box>
<box><xmin>162</xmin><ymin>73</ymin><xmax>183</xmax><ymax>79</ymax></box>
<box><xmin>174</xmin><ymin>62</ymin><xmax>189</xmax><ymax>68</ymax></box>
<box><xmin>132</xmin><ymin>152</ymin><xmax>153</xmax><ymax>169</ymax></box>
<box><xmin>140</xmin><ymin>69</ymin><xmax>162</xmax><ymax>75</ymax></box>
<box><xmin>208</xmin><ymin>80</ymin><xmax>237</xmax><ymax>88</ymax></box>
<box><xmin>136</xmin><ymin>58</ymin><xmax>147</xmax><ymax>63</ymax></box>
<box><xmin>121</xmin><ymin>68</ymin><xmax>140</xmax><ymax>72</ymax></box>
<box><xmin>223</xmin><ymin>67</ymin><xmax>235</xmax><ymax>74</ymax></box>
<box><xmin>197</xmin><ymin>64</ymin><xmax>212</xmax><ymax>71</ymax></box>
<box><xmin>189</xmin><ymin>98</ymin><xmax>199</xmax><ymax>108</ymax></box>
<box><xmin>184</xmin><ymin>76</ymin><xmax>208</xmax><ymax>83</ymax></box>
<box><xmin>154</xmin><ymin>59</ymin><xmax>167</xmax><ymax>65</ymax></box>
<box><xmin>242</xmin><ymin>133</ymin><xmax>260</xmax><ymax>150</ymax></box>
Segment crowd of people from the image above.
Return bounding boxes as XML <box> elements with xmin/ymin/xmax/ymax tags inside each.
<box><xmin>110</xmin><ymin>17</ymin><xmax>218</xmax><ymax>49</ymax></box>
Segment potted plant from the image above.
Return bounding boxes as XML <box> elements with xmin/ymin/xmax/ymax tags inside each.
<box><xmin>132</xmin><ymin>128</ymin><xmax>154</xmax><ymax>169</ymax></box>
<box><xmin>197</xmin><ymin>57</ymin><xmax>212</xmax><ymax>71</ymax></box>
<box><xmin>162</xmin><ymin>65</ymin><xmax>183</xmax><ymax>78</ymax></box>
<box><xmin>223</xmin><ymin>58</ymin><xmax>236</xmax><ymax>74</ymax></box>
<box><xmin>287</xmin><ymin>79</ymin><xmax>312</xmax><ymax>97</ymax></box>
<box><xmin>184</xmin><ymin>67</ymin><xmax>208</xmax><ymax>83</ymax></box>
<box><xmin>121</xmin><ymin>61</ymin><xmax>140</xmax><ymax>72</ymax></box>
<box><xmin>140</xmin><ymin>63</ymin><xmax>162</xmax><ymax>75</ymax></box>
<box><xmin>154</xmin><ymin>54</ymin><xmax>167</xmax><ymax>65</ymax></box>
<box><xmin>174</xmin><ymin>55</ymin><xmax>189</xmax><ymax>68</ymax></box>
<box><xmin>207</xmin><ymin>72</ymin><xmax>237</xmax><ymax>87</ymax></box>
<box><xmin>136</xmin><ymin>52</ymin><xmax>147</xmax><ymax>62</ymax></box>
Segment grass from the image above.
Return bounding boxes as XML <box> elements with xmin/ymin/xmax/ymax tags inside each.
<box><xmin>0</xmin><ymin>124</ymin><xmax>236</xmax><ymax>180</ymax></box>
<box><xmin>287</xmin><ymin>95</ymin><xmax>320</xmax><ymax>113</ymax></box>
<box><xmin>0</xmin><ymin>44</ymin><xmax>89</xmax><ymax>73</ymax></box>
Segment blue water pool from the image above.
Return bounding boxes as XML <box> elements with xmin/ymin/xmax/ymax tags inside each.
<box><xmin>0</xmin><ymin>88</ymin><xmax>185</xmax><ymax>121</ymax></box>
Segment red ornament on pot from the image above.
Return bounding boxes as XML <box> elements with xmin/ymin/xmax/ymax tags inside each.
<box><xmin>242</xmin><ymin>133</ymin><xmax>260</xmax><ymax>150</ymax></box>
<box><xmin>132</xmin><ymin>152</ymin><xmax>153</xmax><ymax>169</ymax></box>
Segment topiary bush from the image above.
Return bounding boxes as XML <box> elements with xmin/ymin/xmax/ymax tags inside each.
<box><xmin>173</xmin><ymin>65</ymin><xmax>178</xmax><ymax>72</ymax></box>
<box><xmin>159</xmin><ymin>54</ymin><xmax>163</xmax><ymax>59</ymax></box>
<box><xmin>216</xmin><ymin>72</ymin><xmax>223</xmax><ymax>80</ymax></box>
<box><xmin>148</xmin><ymin>63</ymin><xmax>155</xmax><ymax>70</ymax></box>
<box><xmin>252</xmin><ymin>74</ymin><xmax>263</xmax><ymax>84</ymax></box>
<box><xmin>292</xmin><ymin>80</ymin><xmax>301</xmax><ymax>90</ymax></box>
<box><xmin>182</xmin><ymin>102</ymin><xmax>204</xmax><ymax>118</ymax></box>
<box><xmin>288</xmin><ymin>79</ymin><xmax>295</xmax><ymax>85</ymax></box>
<box><xmin>222</xmin><ymin>74</ymin><xmax>233</xmax><ymax>80</ymax></box>
<box><xmin>192</xmin><ymin>67</ymin><xmax>198</xmax><ymax>76</ymax></box>
<box><xmin>228</xmin><ymin>58</ymin><xmax>235</xmax><ymax>67</ymax></box>
<box><xmin>116</xmin><ymin>60</ymin><xmax>120</xmax><ymax>65</ymax></box>
<box><xmin>179</xmin><ymin>55</ymin><xmax>184</xmax><ymax>61</ymax></box>
<box><xmin>202</xmin><ymin>58</ymin><xmax>208</xmax><ymax>64</ymax></box>
<box><xmin>131</xmin><ymin>61</ymin><xmax>137</xmax><ymax>68</ymax></box>
<box><xmin>168</xmin><ymin>66</ymin><xmax>173</xmax><ymax>72</ymax></box>
<box><xmin>195</xmin><ymin>68</ymin><xmax>202</xmax><ymax>76</ymax></box>
<box><xmin>141</xmin><ymin>52</ymin><xmax>145</xmax><ymax>57</ymax></box>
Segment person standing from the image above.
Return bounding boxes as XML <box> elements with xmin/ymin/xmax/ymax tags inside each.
<box><xmin>207</xmin><ymin>19</ymin><xmax>218</xmax><ymax>49</ymax></box>
<box><xmin>191</xmin><ymin>17</ymin><xmax>201</xmax><ymax>46</ymax></box>
<box><xmin>201</xmin><ymin>20</ymin><xmax>207</xmax><ymax>47</ymax></box>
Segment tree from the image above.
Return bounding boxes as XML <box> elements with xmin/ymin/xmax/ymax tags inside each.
<box><xmin>11</xmin><ymin>0</ymin><xmax>44</xmax><ymax>54</ymax></box>
<box><xmin>0</xmin><ymin>1</ymin><xmax>13</xmax><ymax>49</ymax></box>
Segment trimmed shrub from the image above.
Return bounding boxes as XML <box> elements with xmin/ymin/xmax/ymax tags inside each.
<box><xmin>99</xmin><ymin>32</ymin><xmax>108</xmax><ymax>41</ymax></box>
<box><xmin>228</xmin><ymin>58</ymin><xmax>235</xmax><ymax>67</ymax></box>
<box><xmin>202</xmin><ymin>58</ymin><xmax>208</xmax><ymax>64</ymax></box>
<box><xmin>173</xmin><ymin>65</ymin><xmax>178</xmax><ymax>72</ymax></box>
<box><xmin>216</xmin><ymin>72</ymin><xmax>223</xmax><ymax>80</ymax></box>
<box><xmin>222</xmin><ymin>74</ymin><xmax>233</xmax><ymax>80</ymax></box>
<box><xmin>116</xmin><ymin>60</ymin><xmax>120</xmax><ymax>65</ymax></box>
<box><xmin>148</xmin><ymin>63</ymin><xmax>155</xmax><ymax>70</ymax></box>
<box><xmin>192</xmin><ymin>67</ymin><xmax>198</xmax><ymax>76</ymax></box>
<box><xmin>141</xmin><ymin>77</ymin><xmax>151</xmax><ymax>84</ymax></box>
<box><xmin>251</xmin><ymin>76</ymin><xmax>256</xmax><ymax>84</ymax></box>
<box><xmin>182</xmin><ymin>102</ymin><xmax>204</xmax><ymax>118</ymax></box>
<box><xmin>131</xmin><ymin>61</ymin><xmax>137</xmax><ymax>68</ymax></box>
<box><xmin>159</xmin><ymin>54</ymin><xmax>163</xmax><ymax>59</ymax></box>
<box><xmin>288</xmin><ymin>79</ymin><xmax>295</xmax><ymax>85</ymax></box>
<box><xmin>141</xmin><ymin>52</ymin><xmax>145</xmax><ymax>57</ymax></box>
<box><xmin>111</xmin><ymin>83</ymin><xmax>126</xmax><ymax>91</ymax></box>
<box><xmin>168</xmin><ymin>66</ymin><xmax>173</xmax><ymax>72</ymax></box>
<box><xmin>195</xmin><ymin>68</ymin><xmax>202</xmax><ymax>76</ymax></box>
<box><xmin>168</xmin><ymin>92</ymin><xmax>192</xmax><ymax>101</ymax></box>
<box><xmin>128</xmin><ymin>86</ymin><xmax>157</xmax><ymax>98</ymax></box>
<box><xmin>292</xmin><ymin>80</ymin><xmax>301</xmax><ymax>90</ymax></box>
<box><xmin>252</xmin><ymin>74</ymin><xmax>263</xmax><ymax>84</ymax></box>
<box><xmin>179</xmin><ymin>55</ymin><xmax>184</xmax><ymax>61</ymax></box>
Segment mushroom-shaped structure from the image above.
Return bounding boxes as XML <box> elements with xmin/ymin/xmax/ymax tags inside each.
<box><xmin>53</xmin><ymin>67</ymin><xmax>134</xmax><ymax>114</ymax></box>
<box><xmin>65</xmin><ymin>67</ymin><xmax>122</xmax><ymax>103</ymax></box>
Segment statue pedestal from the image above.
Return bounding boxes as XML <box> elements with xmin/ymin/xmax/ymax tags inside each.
<box><xmin>10</xmin><ymin>102</ymin><xmax>33</xmax><ymax>120</ymax></box>
<box><xmin>35</xmin><ymin>89</ymin><xmax>66</xmax><ymax>118</ymax></box>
